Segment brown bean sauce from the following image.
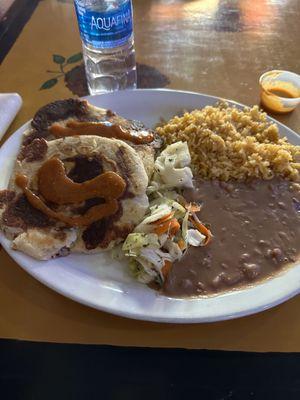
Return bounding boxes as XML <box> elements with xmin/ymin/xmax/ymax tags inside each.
<box><xmin>163</xmin><ymin>178</ymin><xmax>300</xmax><ymax>297</ymax></box>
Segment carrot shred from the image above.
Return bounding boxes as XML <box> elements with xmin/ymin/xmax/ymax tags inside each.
<box><xmin>169</xmin><ymin>219</ymin><xmax>180</xmax><ymax>236</ymax></box>
<box><xmin>153</xmin><ymin>218</ymin><xmax>180</xmax><ymax>237</ymax></box>
<box><xmin>189</xmin><ymin>214</ymin><xmax>212</xmax><ymax>245</ymax></box>
<box><xmin>150</xmin><ymin>211</ymin><xmax>175</xmax><ymax>225</ymax></box>
<box><xmin>177</xmin><ymin>238</ymin><xmax>186</xmax><ymax>250</ymax></box>
<box><xmin>185</xmin><ymin>202</ymin><xmax>202</xmax><ymax>213</ymax></box>
<box><xmin>161</xmin><ymin>260</ymin><xmax>172</xmax><ymax>279</ymax></box>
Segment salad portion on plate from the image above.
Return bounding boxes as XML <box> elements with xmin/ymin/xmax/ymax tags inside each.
<box><xmin>122</xmin><ymin>141</ymin><xmax>211</xmax><ymax>286</ymax></box>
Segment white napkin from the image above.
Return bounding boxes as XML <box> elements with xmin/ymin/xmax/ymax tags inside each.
<box><xmin>0</xmin><ymin>93</ymin><xmax>22</xmax><ymax>140</ymax></box>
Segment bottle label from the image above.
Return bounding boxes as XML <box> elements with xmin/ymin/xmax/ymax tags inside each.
<box><xmin>74</xmin><ymin>1</ymin><xmax>133</xmax><ymax>49</ymax></box>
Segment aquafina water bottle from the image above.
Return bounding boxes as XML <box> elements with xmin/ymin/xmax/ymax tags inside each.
<box><xmin>74</xmin><ymin>0</ymin><xmax>137</xmax><ymax>94</ymax></box>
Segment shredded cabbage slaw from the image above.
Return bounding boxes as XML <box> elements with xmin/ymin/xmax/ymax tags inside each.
<box><xmin>121</xmin><ymin>141</ymin><xmax>212</xmax><ymax>286</ymax></box>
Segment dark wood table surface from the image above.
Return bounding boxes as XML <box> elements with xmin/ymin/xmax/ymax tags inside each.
<box><xmin>0</xmin><ymin>0</ymin><xmax>299</xmax><ymax>351</ymax></box>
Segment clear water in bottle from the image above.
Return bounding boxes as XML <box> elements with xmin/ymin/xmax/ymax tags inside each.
<box><xmin>74</xmin><ymin>0</ymin><xmax>137</xmax><ymax>94</ymax></box>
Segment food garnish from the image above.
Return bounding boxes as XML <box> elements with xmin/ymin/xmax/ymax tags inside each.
<box><xmin>189</xmin><ymin>212</ymin><xmax>212</xmax><ymax>245</ymax></box>
<box><xmin>147</xmin><ymin>141</ymin><xmax>193</xmax><ymax>193</ymax></box>
<box><xmin>122</xmin><ymin>141</ymin><xmax>211</xmax><ymax>285</ymax></box>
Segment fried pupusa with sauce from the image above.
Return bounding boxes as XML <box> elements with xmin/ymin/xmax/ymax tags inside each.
<box><xmin>0</xmin><ymin>136</ymin><xmax>149</xmax><ymax>260</ymax></box>
<box><xmin>18</xmin><ymin>98</ymin><xmax>162</xmax><ymax>180</ymax></box>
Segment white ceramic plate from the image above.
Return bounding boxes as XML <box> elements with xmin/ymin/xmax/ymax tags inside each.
<box><xmin>0</xmin><ymin>89</ymin><xmax>299</xmax><ymax>323</ymax></box>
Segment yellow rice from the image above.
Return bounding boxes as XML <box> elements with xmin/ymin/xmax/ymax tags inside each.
<box><xmin>156</xmin><ymin>103</ymin><xmax>300</xmax><ymax>181</ymax></box>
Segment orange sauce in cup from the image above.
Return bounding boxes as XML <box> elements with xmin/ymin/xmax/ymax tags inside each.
<box><xmin>260</xmin><ymin>79</ymin><xmax>300</xmax><ymax>114</ymax></box>
<box><xmin>267</xmin><ymin>88</ymin><xmax>295</xmax><ymax>98</ymax></box>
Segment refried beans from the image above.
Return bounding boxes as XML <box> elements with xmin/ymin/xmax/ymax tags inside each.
<box><xmin>163</xmin><ymin>178</ymin><xmax>300</xmax><ymax>297</ymax></box>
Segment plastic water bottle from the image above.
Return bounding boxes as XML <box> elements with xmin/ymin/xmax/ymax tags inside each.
<box><xmin>74</xmin><ymin>0</ymin><xmax>137</xmax><ymax>94</ymax></box>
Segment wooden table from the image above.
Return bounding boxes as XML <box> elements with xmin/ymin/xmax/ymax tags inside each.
<box><xmin>0</xmin><ymin>0</ymin><xmax>299</xmax><ymax>350</ymax></box>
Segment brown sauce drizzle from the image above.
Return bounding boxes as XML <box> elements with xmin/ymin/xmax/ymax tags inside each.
<box><xmin>38</xmin><ymin>158</ymin><xmax>125</xmax><ymax>205</ymax></box>
<box><xmin>49</xmin><ymin>121</ymin><xmax>154</xmax><ymax>145</ymax></box>
<box><xmin>15</xmin><ymin>157</ymin><xmax>126</xmax><ymax>227</ymax></box>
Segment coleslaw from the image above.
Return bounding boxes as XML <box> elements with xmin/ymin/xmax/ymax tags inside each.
<box><xmin>122</xmin><ymin>141</ymin><xmax>212</xmax><ymax>285</ymax></box>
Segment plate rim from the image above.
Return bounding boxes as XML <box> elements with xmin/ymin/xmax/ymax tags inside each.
<box><xmin>0</xmin><ymin>88</ymin><xmax>299</xmax><ymax>323</ymax></box>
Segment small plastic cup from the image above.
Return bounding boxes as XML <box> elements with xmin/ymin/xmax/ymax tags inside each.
<box><xmin>259</xmin><ymin>70</ymin><xmax>300</xmax><ymax>113</ymax></box>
